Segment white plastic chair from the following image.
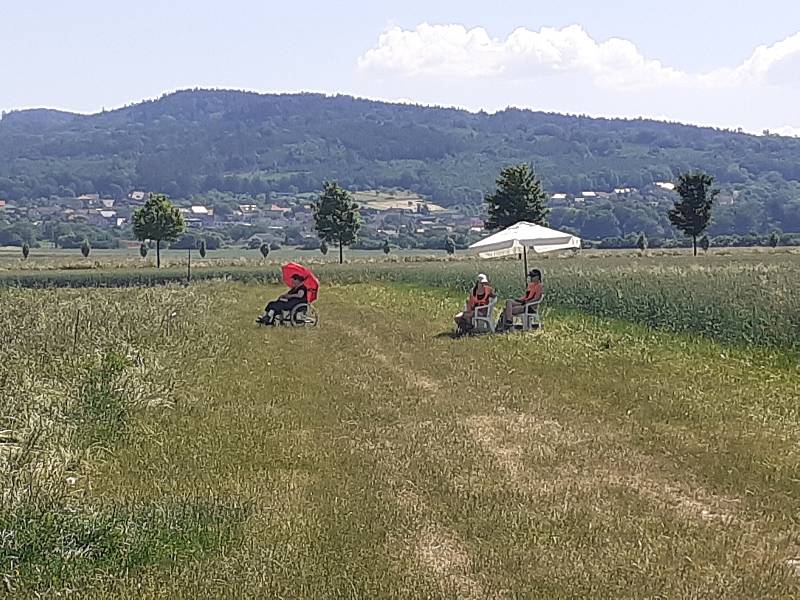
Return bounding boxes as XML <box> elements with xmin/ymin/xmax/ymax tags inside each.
<box><xmin>471</xmin><ymin>296</ymin><xmax>498</xmax><ymax>333</ymax></box>
<box><xmin>515</xmin><ymin>294</ymin><xmax>544</xmax><ymax>331</ymax></box>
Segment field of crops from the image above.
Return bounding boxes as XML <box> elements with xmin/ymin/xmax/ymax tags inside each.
<box><xmin>2</xmin><ymin>250</ymin><xmax>799</xmax><ymax>352</ymax></box>
<box><xmin>2</xmin><ymin>280</ymin><xmax>798</xmax><ymax>598</ymax></box>
<box><xmin>0</xmin><ymin>245</ymin><xmax>444</xmax><ymax>272</ymax></box>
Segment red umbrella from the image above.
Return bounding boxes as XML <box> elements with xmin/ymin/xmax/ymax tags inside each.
<box><xmin>281</xmin><ymin>263</ymin><xmax>319</xmax><ymax>303</ymax></box>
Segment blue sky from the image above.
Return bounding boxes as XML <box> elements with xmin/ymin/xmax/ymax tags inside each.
<box><xmin>3</xmin><ymin>0</ymin><xmax>800</xmax><ymax>133</ymax></box>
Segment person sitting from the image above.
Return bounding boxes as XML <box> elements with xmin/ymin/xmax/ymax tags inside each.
<box><xmin>454</xmin><ymin>273</ymin><xmax>495</xmax><ymax>335</ymax></box>
<box><xmin>257</xmin><ymin>274</ymin><xmax>308</xmax><ymax>325</ymax></box>
<box><xmin>497</xmin><ymin>269</ymin><xmax>543</xmax><ymax>332</ymax></box>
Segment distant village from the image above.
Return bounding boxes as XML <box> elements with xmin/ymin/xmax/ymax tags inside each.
<box><xmin>0</xmin><ymin>181</ymin><xmax>737</xmax><ymax>250</ymax></box>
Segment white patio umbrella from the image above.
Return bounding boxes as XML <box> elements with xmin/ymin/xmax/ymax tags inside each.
<box><xmin>469</xmin><ymin>222</ymin><xmax>581</xmax><ymax>283</ymax></box>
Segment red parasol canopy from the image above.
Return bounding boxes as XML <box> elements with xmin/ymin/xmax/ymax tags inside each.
<box><xmin>281</xmin><ymin>263</ymin><xmax>319</xmax><ymax>303</ymax></box>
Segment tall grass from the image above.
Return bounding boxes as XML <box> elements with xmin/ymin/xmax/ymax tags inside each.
<box><xmin>0</xmin><ymin>285</ymin><xmax>245</xmax><ymax>595</ymax></box>
<box><xmin>329</xmin><ymin>255</ymin><xmax>800</xmax><ymax>351</ymax></box>
<box><xmin>1</xmin><ymin>252</ymin><xmax>798</xmax><ymax>351</ymax></box>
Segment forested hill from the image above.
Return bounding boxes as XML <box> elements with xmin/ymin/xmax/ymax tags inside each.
<box><xmin>2</xmin><ymin>89</ymin><xmax>800</xmax><ymax>222</ymax></box>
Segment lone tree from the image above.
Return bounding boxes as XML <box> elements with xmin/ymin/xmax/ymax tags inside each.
<box><xmin>667</xmin><ymin>172</ymin><xmax>718</xmax><ymax>256</ymax></box>
<box><xmin>445</xmin><ymin>237</ymin><xmax>456</xmax><ymax>255</ymax></box>
<box><xmin>769</xmin><ymin>230</ymin><xmax>781</xmax><ymax>248</ymax></box>
<box><xmin>313</xmin><ymin>181</ymin><xmax>361</xmax><ymax>264</ymax></box>
<box><xmin>132</xmin><ymin>193</ymin><xmax>185</xmax><ymax>268</ymax></box>
<box><xmin>139</xmin><ymin>242</ymin><xmax>148</xmax><ymax>258</ymax></box>
<box><xmin>259</xmin><ymin>243</ymin><xmax>270</xmax><ymax>259</ymax></box>
<box><xmin>636</xmin><ymin>232</ymin><xmax>648</xmax><ymax>253</ymax></box>
<box><xmin>81</xmin><ymin>239</ymin><xmax>91</xmax><ymax>258</ymax></box>
<box><xmin>21</xmin><ymin>243</ymin><xmax>29</xmax><ymax>260</ymax></box>
<box><xmin>485</xmin><ymin>163</ymin><xmax>549</xmax><ymax>231</ymax></box>
<box><xmin>320</xmin><ymin>240</ymin><xmax>329</xmax><ymax>256</ymax></box>
<box><xmin>198</xmin><ymin>239</ymin><xmax>207</xmax><ymax>258</ymax></box>
<box><xmin>382</xmin><ymin>239</ymin><xmax>391</xmax><ymax>255</ymax></box>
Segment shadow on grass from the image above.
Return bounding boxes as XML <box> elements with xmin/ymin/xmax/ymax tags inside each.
<box><xmin>434</xmin><ymin>331</ymin><xmax>459</xmax><ymax>340</ymax></box>
<box><xmin>434</xmin><ymin>330</ymin><xmax>502</xmax><ymax>340</ymax></box>
<box><xmin>0</xmin><ymin>497</ymin><xmax>251</xmax><ymax>595</ymax></box>
<box><xmin>70</xmin><ymin>351</ymin><xmax>132</xmax><ymax>449</ymax></box>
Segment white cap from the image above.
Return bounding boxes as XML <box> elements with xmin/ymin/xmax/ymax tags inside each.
<box><xmin>477</xmin><ymin>273</ymin><xmax>489</xmax><ymax>283</ymax></box>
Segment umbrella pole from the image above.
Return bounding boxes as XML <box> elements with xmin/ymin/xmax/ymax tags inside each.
<box><xmin>522</xmin><ymin>246</ymin><xmax>528</xmax><ymax>287</ymax></box>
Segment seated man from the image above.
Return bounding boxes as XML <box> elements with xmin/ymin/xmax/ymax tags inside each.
<box><xmin>257</xmin><ymin>274</ymin><xmax>308</xmax><ymax>325</ymax></box>
<box><xmin>454</xmin><ymin>273</ymin><xmax>495</xmax><ymax>335</ymax></box>
<box><xmin>497</xmin><ymin>269</ymin><xmax>543</xmax><ymax>332</ymax></box>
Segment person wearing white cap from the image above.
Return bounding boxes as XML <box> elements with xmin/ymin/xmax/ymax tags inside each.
<box><xmin>454</xmin><ymin>273</ymin><xmax>495</xmax><ymax>335</ymax></box>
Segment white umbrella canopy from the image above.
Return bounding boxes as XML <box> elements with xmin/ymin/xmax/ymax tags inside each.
<box><xmin>469</xmin><ymin>222</ymin><xmax>581</xmax><ymax>259</ymax></box>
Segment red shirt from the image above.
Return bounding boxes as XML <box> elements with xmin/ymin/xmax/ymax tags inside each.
<box><xmin>467</xmin><ymin>284</ymin><xmax>493</xmax><ymax>310</ymax></box>
<box><xmin>521</xmin><ymin>281</ymin><xmax>543</xmax><ymax>303</ymax></box>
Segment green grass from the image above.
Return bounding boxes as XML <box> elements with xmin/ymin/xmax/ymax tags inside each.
<box><xmin>0</xmin><ymin>244</ymin><xmax>448</xmax><ymax>271</ymax></box>
<box><xmin>1</xmin><ymin>499</ymin><xmax>248</xmax><ymax>595</ymax></box>
<box><xmin>0</xmin><ymin>285</ymin><xmax>245</xmax><ymax>596</ymax></box>
<box><xmin>3</xmin><ymin>251</ymin><xmax>797</xmax><ymax>352</ymax></box>
<box><xmin>3</xmin><ymin>281</ymin><xmax>798</xmax><ymax>597</ymax></box>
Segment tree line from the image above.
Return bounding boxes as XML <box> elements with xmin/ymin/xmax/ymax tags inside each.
<box><xmin>3</xmin><ymin>90</ymin><xmax>800</xmax><ymax>238</ymax></box>
<box><xmin>10</xmin><ymin>164</ymin><xmax>789</xmax><ymax>263</ymax></box>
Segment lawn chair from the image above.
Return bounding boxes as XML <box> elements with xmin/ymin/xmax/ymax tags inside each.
<box><xmin>514</xmin><ymin>295</ymin><xmax>544</xmax><ymax>331</ymax></box>
<box><xmin>472</xmin><ymin>296</ymin><xmax>498</xmax><ymax>333</ymax></box>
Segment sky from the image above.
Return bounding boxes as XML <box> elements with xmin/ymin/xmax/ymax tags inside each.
<box><xmin>2</xmin><ymin>0</ymin><xmax>800</xmax><ymax>134</ymax></box>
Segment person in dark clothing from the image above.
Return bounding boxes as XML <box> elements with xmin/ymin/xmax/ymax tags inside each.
<box><xmin>257</xmin><ymin>274</ymin><xmax>308</xmax><ymax>325</ymax></box>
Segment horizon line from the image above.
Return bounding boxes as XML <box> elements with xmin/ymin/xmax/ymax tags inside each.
<box><xmin>1</xmin><ymin>86</ymin><xmax>795</xmax><ymax>138</ymax></box>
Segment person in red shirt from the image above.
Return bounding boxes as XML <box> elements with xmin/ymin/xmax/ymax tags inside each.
<box><xmin>497</xmin><ymin>269</ymin><xmax>543</xmax><ymax>332</ymax></box>
<box><xmin>454</xmin><ymin>273</ymin><xmax>495</xmax><ymax>335</ymax></box>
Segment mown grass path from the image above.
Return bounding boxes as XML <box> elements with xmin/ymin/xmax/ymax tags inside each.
<box><xmin>91</xmin><ymin>283</ymin><xmax>800</xmax><ymax>599</ymax></box>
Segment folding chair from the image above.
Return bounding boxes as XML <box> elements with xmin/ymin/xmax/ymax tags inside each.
<box><xmin>517</xmin><ymin>294</ymin><xmax>544</xmax><ymax>331</ymax></box>
<box><xmin>472</xmin><ymin>296</ymin><xmax>498</xmax><ymax>333</ymax></box>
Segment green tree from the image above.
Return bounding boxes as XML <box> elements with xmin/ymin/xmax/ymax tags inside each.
<box><xmin>139</xmin><ymin>242</ymin><xmax>148</xmax><ymax>258</ymax></box>
<box><xmin>382</xmin><ymin>239</ymin><xmax>391</xmax><ymax>255</ymax></box>
<box><xmin>700</xmin><ymin>235</ymin><xmax>710</xmax><ymax>252</ymax></box>
<box><xmin>769</xmin><ymin>230</ymin><xmax>781</xmax><ymax>248</ymax></box>
<box><xmin>248</xmin><ymin>236</ymin><xmax>263</xmax><ymax>250</ymax></box>
<box><xmin>320</xmin><ymin>240</ymin><xmax>329</xmax><ymax>256</ymax></box>
<box><xmin>81</xmin><ymin>239</ymin><xmax>91</xmax><ymax>258</ymax></box>
<box><xmin>198</xmin><ymin>239</ymin><xmax>207</xmax><ymax>258</ymax></box>
<box><xmin>485</xmin><ymin>164</ymin><xmax>549</xmax><ymax>230</ymax></box>
<box><xmin>132</xmin><ymin>193</ymin><xmax>186</xmax><ymax>268</ymax></box>
<box><xmin>445</xmin><ymin>237</ymin><xmax>456</xmax><ymax>255</ymax></box>
<box><xmin>259</xmin><ymin>243</ymin><xmax>270</xmax><ymax>259</ymax></box>
<box><xmin>667</xmin><ymin>172</ymin><xmax>718</xmax><ymax>256</ymax></box>
<box><xmin>21</xmin><ymin>243</ymin><xmax>29</xmax><ymax>260</ymax></box>
<box><xmin>636</xmin><ymin>232</ymin><xmax>648</xmax><ymax>253</ymax></box>
<box><xmin>313</xmin><ymin>181</ymin><xmax>361</xmax><ymax>264</ymax></box>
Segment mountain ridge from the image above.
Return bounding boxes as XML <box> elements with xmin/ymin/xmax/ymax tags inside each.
<box><xmin>1</xmin><ymin>89</ymin><xmax>788</xmax><ymax>138</ymax></box>
<box><xmin>1</xmin><ymin>88</ymin><xmax>799</xmax><ymax>234</ymax></box>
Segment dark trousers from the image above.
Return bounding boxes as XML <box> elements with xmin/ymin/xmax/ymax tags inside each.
<box><xmin>266</xmin><ymin>298</ymin><xmax>303</xmax><ymax>315</ymax></box>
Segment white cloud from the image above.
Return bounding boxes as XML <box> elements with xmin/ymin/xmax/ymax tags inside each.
<box><xmin>741</xmin><ymin>33</ymin><xmax>800</xmax><ymax>86</ymax></box>
<box><xmin>358</xmin><ymin>23</ymin><xmax>687</xmax><ymax>89</ymax></box>
<box><xmin>359</xmin><ymin>23</ymin><xmax>800</xmax><ymax>91</ymax></box>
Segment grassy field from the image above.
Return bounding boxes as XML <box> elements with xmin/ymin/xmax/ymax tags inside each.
<box><xmin>2</xmin><ymin>281</ymin><xmax>799</xmax><ymax>598</ymax></box>
<box><xmin>2</xmin><ymin>245</ymin><xmax>796</xmax><ymax>272</ymax></box>
<box><xmin>0</xmin><ymin>245</ymin><xmax>449</xmax><ymax>271</ymax></box>
<box><xmin>2</xmin><ymin>250</ymin><xmax>799</xmax><ymax>352</ymax></box>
